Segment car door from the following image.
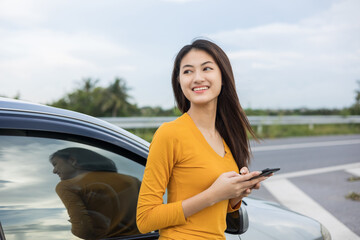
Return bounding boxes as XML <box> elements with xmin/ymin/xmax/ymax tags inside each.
<box><xmin>0</xmin><ymin>129</ymin><xmax>159</xmax><ymax>240</ymax></box>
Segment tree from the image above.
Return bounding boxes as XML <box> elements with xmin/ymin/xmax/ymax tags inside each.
<box><xmin>51</xmin><ymin>78</ymin><xmax>104</xmax><ymax>116</ymax></box>
<box><xmin>101</xmin><ymin>78</ymin><xmax>133</xmax><ymax>117</ymax></box>
<box><xmin>49</xmin><ymin>77</ymin><xmax>139</xmax><ymax>117</ymax></box>
<box><xmin>350</xmin><ymin>80</ymin><xmax>360</xmax><ymax>115</ymax></box>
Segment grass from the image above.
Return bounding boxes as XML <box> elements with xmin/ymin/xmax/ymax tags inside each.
<box><xmin>347</xmin><ymin>176</ymin><xmax>360</xmax><ymax>182</ymax></box>
<box><xmin>128</xmin><ymin>123</ymin><xmax>360</xmax><ymax>143</ymax></box>
<box><xmin>254</xmin><ymin>123</ymin><xmax>360</xmax><ymax>139</ymax></box>
<box><xmin>345</xmin><ymin>192</ymin><xmax>360</xmax><ymax>201</ymax></box>
<box><xmin>128</xmin><ymin>128</ymin><xmax>158</xmax><ymax>142</ymax></box>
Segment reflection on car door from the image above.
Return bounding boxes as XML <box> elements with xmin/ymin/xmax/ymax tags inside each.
<box><xmin>0</xmin><ymin>131</ymin><xmax>158</xmax><ymax>240</ymax></box>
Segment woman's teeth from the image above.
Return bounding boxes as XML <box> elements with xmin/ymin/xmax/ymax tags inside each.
<box><xmin>193</xmin><ymin>87</ymin><xmax>208</xmax><ymax>91</ymax></box>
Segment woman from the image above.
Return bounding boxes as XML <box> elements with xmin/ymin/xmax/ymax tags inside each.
<box><xmin>136</xmin><ymin>39</ymin><xmax>268</xmax><ymax>239</ymax></box>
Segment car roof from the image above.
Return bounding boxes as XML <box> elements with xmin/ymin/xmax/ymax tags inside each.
<box><xmin>0</xmin><ymin>97</ymin><xmax>150</xmax><ymax>152</ymax></box>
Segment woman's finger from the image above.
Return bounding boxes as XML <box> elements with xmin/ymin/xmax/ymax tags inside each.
<box><xmin>240</xmin><ymin>167</ymin><xmax>249</xmax><ymax>175</ymax></box>
<box><xmin>251</xmin><ymin>182</ymin><xmax>261</xmax><ymax>190</ymax></box>
<box><xmin>244</xmin><ymin>171</ymin><xmax>261</xmax><ymax>180</ymax></box>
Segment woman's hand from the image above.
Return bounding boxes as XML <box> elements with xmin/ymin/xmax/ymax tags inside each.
<box><xmin>240</xmin><ymin>167</ymin><xmax>261</xmax><ymax>191</ymax></box>
<box><xmin>181</xmin><ymin>168</ymin><xmax>268</xmax><ymax>218</ymax></box>
<box><xmin>208</xmin><ymin>169</ymin><xmax>265</xmax><ymax>203</ymax></box>
<box><xmin>227</xmin><ymin>167</ymin><xmax>264</xmax><ymax>207</ymax></box>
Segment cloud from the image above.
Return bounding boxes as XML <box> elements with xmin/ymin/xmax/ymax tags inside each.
<box><xmin>0</xmin><ymin>29</ymin><xmax>130</xmax><ymax>68</ymax></box>
<box><xmin>209</xmin><ymin>0</ymin><xmax>360</xmax><ymax>108</ymax></box>
<box><xmin>0</xmin><ymin>28</ymin><xmax>135</xmax><ymax>103</ymax></box>
<box><xmin>228</xmin><ymin>50</ymin><xmax>303</xmax><ymax>70</ymax></box>
<box><xmin>0</xmin><ymin>0</ymin><xmax>53</xmax><ymax>26</ymax></box>
<box><xmin>0</xmin><ymin>0</ymin><xmax>358</xmax><ymax>109</ymax></box>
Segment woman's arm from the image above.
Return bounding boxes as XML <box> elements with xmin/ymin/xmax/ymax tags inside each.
<box><xmin>136</xmin><ymin>125</ymin><xmax>187</xmax><ymax>233</ymax></box>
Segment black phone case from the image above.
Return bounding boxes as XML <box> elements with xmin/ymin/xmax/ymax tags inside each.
<box><xmin>248</xmin><ymin>168</ymin><xmax>280</xmax><ymax>180</ymax></box>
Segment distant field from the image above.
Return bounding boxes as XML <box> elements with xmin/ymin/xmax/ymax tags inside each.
<box><xmin>128</xmin><ymin>123</ymin><xmax>360</xmax><ymax>143</ymax></box>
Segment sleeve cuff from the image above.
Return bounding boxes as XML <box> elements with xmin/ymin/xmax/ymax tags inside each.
<box><xmin>177</xmin><ymin>200</ymin><xmax>187</xmax><ymax>223</ymax></box>
<box><xmin>227</xmin><ymin>200</ymin><xmax>242</xmax><ymax>213</ymax></box>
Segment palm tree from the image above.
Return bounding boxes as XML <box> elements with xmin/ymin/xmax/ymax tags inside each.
<box><xmin>81</xmin><ymin>78</ymin><xmax>99</xmax><ymax>93</ymax></box>
<box><xmin>101</xmin><ymin>78</ymin><xmax>132</xmax><ymax>117</ymax></box>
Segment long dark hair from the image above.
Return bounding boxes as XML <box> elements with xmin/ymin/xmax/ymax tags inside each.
<box><xmin>171</xmin><ymin>39</ymin><xmax>257</xmax><ymax>169</ymax></box>
<box><xmin>50</xmin><ymin>147</ymin><xmax>117</xmax><ymax>172</ymax></box>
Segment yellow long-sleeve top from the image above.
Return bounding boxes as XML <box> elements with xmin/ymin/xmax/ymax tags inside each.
<box><xmin>137</xmin><ymin>113</ymin><xmax>241</xmax><ymax>240</ymax></box>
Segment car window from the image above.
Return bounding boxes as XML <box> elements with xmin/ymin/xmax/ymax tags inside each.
<box><xmin>0</xmin><ymin>133</ymin><xmax>145</xmax><ymax>240</ymax></box>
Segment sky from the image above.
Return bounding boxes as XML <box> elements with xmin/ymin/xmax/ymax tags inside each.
<box><xmin>0</xmin><ymin>0</ymin><xmax>359</xmax><ymax>110</ymax></box>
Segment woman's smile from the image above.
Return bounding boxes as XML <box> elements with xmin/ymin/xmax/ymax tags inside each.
<box><xmin>192</xmin><ymin>86</ymin><xmax>209</xmax><ymax>93</ymax></box>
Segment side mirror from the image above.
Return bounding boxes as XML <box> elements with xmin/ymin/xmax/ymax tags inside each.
<box><xmin>225</xmin><ymin>203</ymin><xmax>249</xmax><ymax>235</ymax></box>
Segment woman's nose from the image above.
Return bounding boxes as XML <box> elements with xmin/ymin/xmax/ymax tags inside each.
<box><xmin>194</xmin><ymin>71</ymin><xmax>205</xmax><ymax>83</ymax></box>
<box><xmin>53</xmin><ymin>167</ymin><xmax>57</xmax><ymax>174</ymax></box>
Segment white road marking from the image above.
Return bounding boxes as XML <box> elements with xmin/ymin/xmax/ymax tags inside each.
<box><xmin>263</xmin><ymin>179</ymin><xmax>360</xmax><ymax>240</ymax></box>
<box><xmin>345</xmin><ymin>167</ymin><xmax>360</xmax><ymax>177</ymax></box>
<box><xmin>252</xmin><ymin>139</ymin><xmax>360</xmax><ymax>152</ymax></box>
<box><xmin>270</xmin><ymin>162</ymin><xmax>360</xmax><ymax>180</ymax></box>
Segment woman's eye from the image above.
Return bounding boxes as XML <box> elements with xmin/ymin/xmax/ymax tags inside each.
<box><xmin>203</xmin><ymin>67</ymin><xmax>212</xmax><ymax>71</ymax></box>
<box><xmin>183</xmin><ymin>70</ymin><xmax>192</xmax><ymax>74</ymax></box>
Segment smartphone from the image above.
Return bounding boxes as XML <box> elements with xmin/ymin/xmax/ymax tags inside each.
<box><xmin>248</xmin><ymin>168</ymin><xmax>280</xmax><ymax>180</ymax></box>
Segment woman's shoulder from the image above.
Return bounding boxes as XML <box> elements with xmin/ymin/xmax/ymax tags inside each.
<box><xmin>158</xmin><ymin>114</ymin><xmax>190</xmax><ymax>132</ymax></box>
<box><xmin>153</xmin><ymin>114</ymin><xmax>190</xmax><ymax>140</ymax></box>
<box><xmin>55</xmin><ymin>179</ymin><xmax>74</xmax><ymax>194</ymax></box>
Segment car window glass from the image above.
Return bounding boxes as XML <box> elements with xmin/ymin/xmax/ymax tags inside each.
<box><xmin>0</xmin><ymin>134</ymin><xmax>145</xmax><ymax>240</ymax></box>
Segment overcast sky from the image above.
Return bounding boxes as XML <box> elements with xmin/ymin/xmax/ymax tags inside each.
<box><xmin>1</xmin><ymin>0</ymin><xmax>359</xmax><ymax>109</ymax></box>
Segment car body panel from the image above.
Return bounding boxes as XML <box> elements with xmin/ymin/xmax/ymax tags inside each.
<box><xmin>240</xmin><ymin>198</ymin><xmax>323</xmax><ymax>240</ymax></box>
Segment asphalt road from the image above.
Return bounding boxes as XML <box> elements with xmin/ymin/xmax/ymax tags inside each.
<box><xmin>248</xmin><ymin>134</ymin><xmax>360</xmax><ymax>240</ymax></box>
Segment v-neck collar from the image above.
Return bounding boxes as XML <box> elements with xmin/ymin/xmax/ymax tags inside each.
<box><xmin>183</xmin><ymin>112</ymin><xmax>228</xmax><ymax>159</ymax></box>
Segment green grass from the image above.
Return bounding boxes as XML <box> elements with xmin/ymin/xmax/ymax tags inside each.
<box><xmin>347</xmin><ymin>176</ymin><xmax>360</xmax><ymax>182</ymax></box>
<box><xmin>345</xmin><ymin>192</ymin><xmax>360</xmax><ymax>201</ymax></box>
<box><xmin>128</xmin><ymin>123</ymin><xmax>360</xmax><ymax>143</ymax></box>
<box><xmin>254</xmin><ymin>123</ymin><xmax>360</xmax><ymax>139</ymax></box>
<box><xmin>127</xmin><ymin>128</ymin><xmax>158</xmax><ymax>142</ymax></box>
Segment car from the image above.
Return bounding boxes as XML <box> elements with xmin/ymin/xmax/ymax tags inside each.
<box><xmin>0</xmin><ymin>97</ymin><xmax>331</xmax><ymax>240</ymax></box>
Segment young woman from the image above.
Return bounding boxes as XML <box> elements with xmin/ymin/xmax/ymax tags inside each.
<box><xmin>136</xmin><ymin>39</ymin><xmax>268</xmax><ymax>239</ymax></box>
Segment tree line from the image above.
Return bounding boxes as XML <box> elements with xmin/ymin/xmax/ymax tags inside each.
<box><xmin>49</xmin><ymin>77</ymin><xmax>360</xmax><ymax>117</ymax></box>
<box><xmin>49</xmin><ymin>78</ymin><xmax>178</xmax><ymax>117</ymax></box>
<box><xmin>3</xmin><ymin>78</ymin><xmax>360</xmax><ymax>117</ymax></box>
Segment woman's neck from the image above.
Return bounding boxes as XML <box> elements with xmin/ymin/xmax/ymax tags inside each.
<box><xmin>187</xmin><ymin>103</ymin><xmax>217</xmax><ymax>135</ymax></box>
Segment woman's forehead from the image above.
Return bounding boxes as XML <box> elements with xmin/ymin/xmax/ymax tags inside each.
<box><xmin>180</xmin><ymin>49</ymin><xmax>215</xmax><ymax>66</ymax></box>
<box><xmin>51</xmin><ymin>156</ymin><xmax>65</xmax><ymax>163</ymax></box>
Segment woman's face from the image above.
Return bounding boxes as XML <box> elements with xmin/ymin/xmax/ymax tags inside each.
<box><xmin>51</xmin><ymin>156</ymin><xmax>77</xmax><ymax>180</ymax></box>
<box><xmin>179</xmin><ymin>49</ymin><xmax>222</xmax><ymax>108</ymax></box>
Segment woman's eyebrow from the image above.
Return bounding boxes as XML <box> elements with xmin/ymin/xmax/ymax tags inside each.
<box><xmin>181</xmin><ymin>61</ymin><xmax>214</xmax><ymax>69</ymax></box>
<box><xmin>201</xmin><ymin>61</ymin><xmax>214</xmax><ymax>66</ymax></box>
<box><xmin>182</xmin><ymin>64</ymin><xmax>193</xmax><ymax>69</ymax></box>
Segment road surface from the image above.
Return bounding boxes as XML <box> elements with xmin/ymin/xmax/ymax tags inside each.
<box><xmin>249</xmin><ymin>134</ymin><xmax>360</xmax><ymax>240</ymax></box>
